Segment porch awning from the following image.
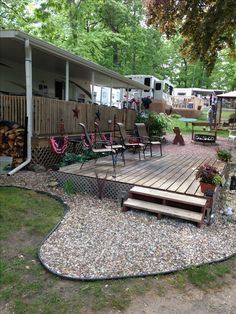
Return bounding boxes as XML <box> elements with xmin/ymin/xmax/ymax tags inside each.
<box><xmin>0</xmin><ymin>30</ymin><xmax>147</xmax><ymax>90</ymax></box>
<box><xmin>217</xmin><ymin>91</ymin><xmax>236</xmax><ymax>98</ymax></box>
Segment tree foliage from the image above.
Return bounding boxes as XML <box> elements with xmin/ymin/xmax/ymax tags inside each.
<box><xmin>144</xmin><ymin>0</ymin><xmax>236</xmax><ymax>74</ymax></box>
<box><xmin>0</xmin><ymin>0</ymin><xmax>235</xmax><ymax>90</ymax></box>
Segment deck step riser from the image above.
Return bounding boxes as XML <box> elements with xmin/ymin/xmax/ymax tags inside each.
<box><xmin>129</xmin><ymin>193</ymin><xmax>203</xmax><ymax>212</ymax></box>
<box><xmin>129</xmin><ymin>186</ymin><xmax>206</xmax><ymax>207</ymax></box>
<box><xmin>124</xmin><ymin>186</ymin><xmax>207</xmax><ymax>227</ymax></box>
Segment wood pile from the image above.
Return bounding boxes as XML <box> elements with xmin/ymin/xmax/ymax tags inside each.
<box><xmin>0</xmin><ymin>121</ymin><xmax>25</xmax><ymax>167</ymax></box>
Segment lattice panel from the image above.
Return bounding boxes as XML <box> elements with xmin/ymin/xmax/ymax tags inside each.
<box><xmin>32</xmin><ymin>146</ymin><xmax>62</xmax><ymax>168</ymax></box>
<box><xmin>52</xmin><ymin>171</ymin><xmax>132</xmax><ymax>200</ymax></box>
<box><xmin>32</xmin><ymin>142</ymin><xmax>83</xmax><ymax>168</ymax></box>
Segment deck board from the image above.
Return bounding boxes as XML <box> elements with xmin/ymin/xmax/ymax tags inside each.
<box><xmin>59</xmin><ymin>153</ymin><xmax>224</xmax><ymax>197</ymax></box>
<box><xmin>157</xmin><ymin>156</ymin><xmax>203</xmax><ymax>191</ymax></box>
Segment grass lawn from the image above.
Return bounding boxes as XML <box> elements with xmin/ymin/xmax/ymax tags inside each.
<box><xmin>169</xmin><ymin>109</ymin><xmax>235</xmax><ymax>137</ymax></box>
<box><xmin>0</xmin><ymin>186</ymin><xmax>236</xmax><ymax>313</ymax></box>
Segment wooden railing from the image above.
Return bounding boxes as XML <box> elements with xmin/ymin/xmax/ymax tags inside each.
<box><xmin>0</xmin><ymin>95</ymin><xmax>136</xmax><ymax>136</ymax></box>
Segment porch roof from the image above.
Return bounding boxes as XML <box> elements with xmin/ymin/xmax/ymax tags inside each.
<box><xmin>0</xmin><ymin>30</ymin><xmax>147</xmax><ymax>90</ymax></box>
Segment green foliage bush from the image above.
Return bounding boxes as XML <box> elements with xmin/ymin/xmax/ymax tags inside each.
<box><xmin>60</xmin><ymin>153</ymin><xmax>83</xmax><ymax>166</ymax></box>
<box><xmin>63</xmin><ymin>180</ymin><xmax>76</xmax><ymax>194</ymax></box>
<box><xmin>136</xmin><ymin>110</ymin><xmax>172</xmax><ymax>137</ymax></box>
<box><xmin>217</xmin><ymin>149</ymin><xmax>232</xmax><ymax>163</ymax></box>
<box><xmin>60</xmin><ymin>149</ymin><xmax>98</xmax><ymax>167</ymax></box>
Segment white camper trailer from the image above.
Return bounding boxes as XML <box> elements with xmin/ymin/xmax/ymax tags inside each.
<box><xmin>120</xmin><ymin>75</ymin><xmax>174</xmax><ymax>112</ymax></box>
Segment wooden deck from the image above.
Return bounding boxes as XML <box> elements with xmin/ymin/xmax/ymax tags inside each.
<box><xmin>59</xmin><ymin>152</ymin><xmax>225</xmax><ymax>197</ymax></box>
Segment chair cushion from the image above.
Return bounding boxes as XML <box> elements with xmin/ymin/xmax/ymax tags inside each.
<box><xmin>128</xmin><ymin>139</ymin><xmax>140</xmax><ymax>144</ymax></box>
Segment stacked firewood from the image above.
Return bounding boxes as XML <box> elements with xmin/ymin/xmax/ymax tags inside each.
<box><xmin>0</xmin><ymin>121</ymin><xmax>25</xmax><ymax>167</ymax></box>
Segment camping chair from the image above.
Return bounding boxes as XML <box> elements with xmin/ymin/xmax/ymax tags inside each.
<box><xmin>94</xmin><ymin>122</ymin><xmax>125</xmax><ymax>165</ymax></box>
<box><xmin>78</xmin><ymin>123</ymin><xmax>117</xmax><ymax>171</ymax></box>
<box><xmin>116</xmin><ymin>122</ymin><xmax>145</xmax><ymax>160</ymax></box>
<box><xmin>134</xmin><ymin>123</ymin><xmax>162</xmax><ymax>157</ymax></box>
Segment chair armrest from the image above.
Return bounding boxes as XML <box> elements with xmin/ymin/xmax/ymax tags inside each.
<box><xmin>94</xmin><ymin>140</ymin><xmax>107</xmax><ymax>149</ymax></box>
<box><xmin>150</xmin><ymin>136</ymin><xmax>161</xmax><ymax>141</ymax></box>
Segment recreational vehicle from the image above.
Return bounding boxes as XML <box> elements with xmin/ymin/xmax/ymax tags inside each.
<box><xmin>172</xmin><ymin>88</ymin><xmax>225</xmax><ymax>116</ymax></box>
<box><xmin>173</xmin><ymin>88</ymin><xmax>225</xmax><ymax>98</ymax></box>
<box><xmin>120</xmin><ymin>75</ymin><xmax>174</xmax><ymax>113</ymax></box>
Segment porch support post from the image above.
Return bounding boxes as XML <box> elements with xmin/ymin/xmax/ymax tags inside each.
<box><xmin>139</xmin><ymin>90</ymin><xmax>142</xmax><ymax>112</ymax></box>
<box><xmin>110</xmin><ymin>79</ymin><xmax>113</xmax><ymax>106</ymax></box>
<box><xmin>65</xmin><ymin>60</ymin><xmax>69</xmax><ymax>101</ymax></box>
<box><xmin>219</xmin><ymin>98</ymin><xmax>223</xmax><ymax>125</ymax></box>
<box><xmin>126</xmin><ymin>86</ymin><xmax>129</xmax><ymax>107</ymax></box>
<box><xmin>8</xmin><ymin>39</ymin><xmax>32</xmax><ymax>175</ymax></box>
<box><xmin>91</xmin><ymin>71</ymin><xmax>95</xmax><ymax>103</ymax></box>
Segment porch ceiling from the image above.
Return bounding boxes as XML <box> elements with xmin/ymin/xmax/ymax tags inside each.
<box><xmin>0</xmin><ymin>30</ymin><xmax>147</xmax><ymax>90</ymax></box>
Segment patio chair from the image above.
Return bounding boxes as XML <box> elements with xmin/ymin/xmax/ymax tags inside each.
<box><xmin>134</xmin><ymin>123</ymin><xmax>162</xmax><ymax>157</ymax></box>
<box><xmin>94</xmin><ymin>122</ymin><xmax>125</xmax><ymax>165</ymax></box>
<box><xmin>78</xmin><ymin>123</ymin><xmax>117</xmax><ymax>171</ymax></box>
<box><xmin>116</xmin><ymin>122</ymin><xmax>145</xmax><ymax>160</ymax></box>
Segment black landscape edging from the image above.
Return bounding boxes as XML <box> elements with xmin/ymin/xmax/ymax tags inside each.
<box><xmin>2</xmin><ymin>185</ymin><xmax>236</xmax><ymax>281</ymax></box>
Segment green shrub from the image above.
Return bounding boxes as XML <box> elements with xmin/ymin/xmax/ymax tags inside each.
<box><xmin>217</xmin><ymin>149</ymin><xmax>232</xmax><ymax>163</ymax></box>
<box><xmin>60</xmin><ymin>153</ymin><xmax>84</xmax><ymax>166</ymax></box>
<box><xmin>63</xmin><ymin>180</ymin><xmax>76</xmax><ymax>194</ymax></box>
<box><xmin>136</xmin><ymin>110</ymin><xmax>172</xmax><ymax>137</ymax></box>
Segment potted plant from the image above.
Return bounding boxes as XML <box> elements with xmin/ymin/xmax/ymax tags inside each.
<box><xmin>217</xmin><ymin>148</ymin><xmax>232</xmax><ymax>163</ymax></box>
<box><xmin>195</xmin><ymin>163</ymin><xmax>222</xmax><ymax>193</ymax></box>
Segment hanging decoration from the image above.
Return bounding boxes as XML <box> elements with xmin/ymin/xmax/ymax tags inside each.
<box><xmin>81</xmin><ymin>134</ymin><xmax>95</xmax><ymax>148</ymax></box>
<box><xmin>72</xmin><ymin>106</ymin><xmax>80</xmax><ymax>118</ymax></box>
<box><xmin>49</xmin><ymin>136</ymin><xmax>69</xmax><ymax>155</ymax></box>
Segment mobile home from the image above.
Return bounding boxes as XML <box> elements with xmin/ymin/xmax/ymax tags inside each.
<box><xmin>0</xmin><ymin>30</ymin><xmax>147</xmax><ymax>173</ymax></box>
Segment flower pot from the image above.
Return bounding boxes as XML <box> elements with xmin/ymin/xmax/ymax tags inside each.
<box><xmin>200</xmin><ymin>182</ymin><xmax>216</xmax><ymax>194</ymax></box>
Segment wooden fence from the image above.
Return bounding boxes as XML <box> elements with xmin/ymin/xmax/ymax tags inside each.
<box><xmin>0</xmin><ymin>95</ymin><xmax>136</xmax><ymax>136</ymax></box>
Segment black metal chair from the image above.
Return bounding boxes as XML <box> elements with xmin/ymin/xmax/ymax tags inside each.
<box><xmin>94</xmin><ymin>122</ymin><xmax>126</xmax><ymax>165</ymax></box>
<box><xmin>78</xmin><ymin>123</ymin><xmax>117</xmax><ymax>171</ymax></box>
<box><xmin>116</xmin><ymin>122</ymin><xmax>145</xmax><ymax>160</ymax></box>
<box><xmin>135</xmin><ymin>123</ymin><xmax>162</xmax><ymax>157</ymax></box>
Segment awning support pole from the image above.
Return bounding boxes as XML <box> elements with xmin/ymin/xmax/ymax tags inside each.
<box><xmin>110</xmin><ymin>79</ymin><xmax>113</xmax><ymax>106</ymax></box>
<box><xmin>91</xmin><ymin>72</ymin><xmax>95</xmax><ymax>103</ymax></box>
<box><xmin>8</xmin><ymin>39</ymin><xmax>32</xmax><ymax>175</ymax></box>
<box><xmin>65</xmin><ymin>60</ymin><xmax>69</xmax><ymax>101</ymax></box>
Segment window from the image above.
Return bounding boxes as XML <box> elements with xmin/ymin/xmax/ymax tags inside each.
<box><xmin>155</xmin><ymin>83</ymin><xmax>162</xmax><ymax>90</ymax></box>
<box><xmin>144</xmin><ymin>77</ymin><xmax>151</xmax><ymax>92</ymax></box>
<box><xmin>163</xmin><ymin>83</ymin><xmax>169</xmax><ymax>94</ymax></box>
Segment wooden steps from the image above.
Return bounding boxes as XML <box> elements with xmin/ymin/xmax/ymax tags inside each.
<box><xmin>123</xmin><ymin>186</ymin><xmax>207</xmax><ymax>227</ymax></box>
<box><xmin>123</xmin><ymin>199</ymin><xmax>203</xmax><ymax>223</ymax></box>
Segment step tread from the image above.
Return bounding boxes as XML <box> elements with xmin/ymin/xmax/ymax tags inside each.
<box><xmin>130</xmin><ymin>186</ymin><xmax>206</xmax><ymax>207</ymax></box>
<box><xmin>123</xmin><ymin>198</ymin><xmax>203</xmax><ymax>222</ymax></box>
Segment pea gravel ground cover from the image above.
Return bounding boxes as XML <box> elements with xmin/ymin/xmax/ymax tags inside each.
<box><xmin>1</xmin><ymin>134</ymin><xmax>236</xmax><ymax>280</ymax></box>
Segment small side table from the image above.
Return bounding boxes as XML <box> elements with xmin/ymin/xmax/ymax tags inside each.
<box><xmin>179</xmin><ymin>118</ymin><xmax>197</xmax><ymax>127</ymax></box>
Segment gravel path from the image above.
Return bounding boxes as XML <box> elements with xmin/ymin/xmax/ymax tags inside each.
<box><xmin>1</xmin><ymin>135</ymin><xmax>236</xmax><ymax>280</ymax></box>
